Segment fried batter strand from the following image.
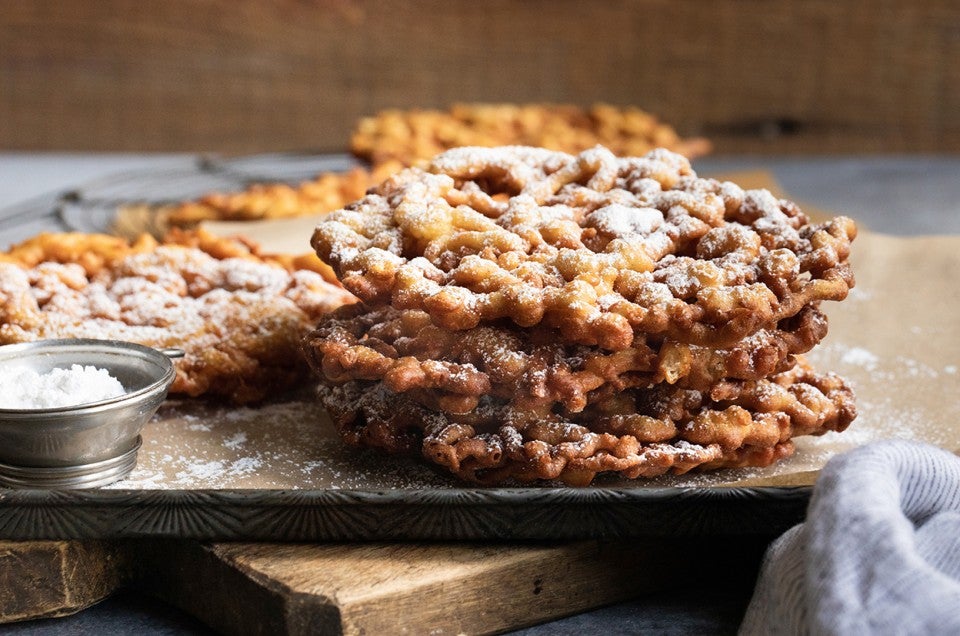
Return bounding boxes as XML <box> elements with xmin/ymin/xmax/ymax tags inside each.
<box><xmin>0</xmin><ymin>232</ymin><xmax>355</xmax><ymax>403</ymax></box>
<box><xmin>311</xmin><ymin>146</ymin><xmax>856</xmax><ymax>351</ymax></box>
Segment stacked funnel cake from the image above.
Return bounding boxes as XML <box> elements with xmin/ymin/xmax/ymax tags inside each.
<box><xmin>305</xmin><ymin>146</ymin><xmax>858</xmax><ymax>485</ymax></box>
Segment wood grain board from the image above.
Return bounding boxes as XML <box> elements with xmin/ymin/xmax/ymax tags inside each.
<box><xmin>2</xmin><ymin>1</ymin><xmax>958</xmax><ymax>154</ymax></box>
<box><xmin>0</xmin><ymin>540</ymin><xmax>125</xmax><ymax>623</ymax></box>
<box><xmin>0</xmin><ymin>537</ymin><xmax>768</xmax><ymax>634</ymax></box>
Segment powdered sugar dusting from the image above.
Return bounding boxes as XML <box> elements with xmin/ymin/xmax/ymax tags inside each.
<box><xmin>223</xmin><ymin>432</ymin><xmax>248</xmax><ymax>450</ymax></box>
<box><xmin>840</xmin><ymin>346</ymin><xmax>879</xmax><ymax>371</ymax></box>
<box><xmin>762</xmin><ymin>337</ymin><xmax>958</xmax><ymax>477</ymax></box>
<box><xmin>586</xmin><ymin>205</ymin><xmax>663</xmax><ymax>236</ymax></box>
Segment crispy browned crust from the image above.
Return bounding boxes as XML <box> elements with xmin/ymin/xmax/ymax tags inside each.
<box><xmin>304</xmin><ymin>302</ymin><xmax>829</xmax><ymax>415</ymax></box>
<box><xmin>317</xmin><ymin>359</ymin><xmax>856</xmax><ymax>485</ymax></box>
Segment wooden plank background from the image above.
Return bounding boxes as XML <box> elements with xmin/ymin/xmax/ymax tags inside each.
<box><xmin>1</xmin><ymin>0</ymin><xmax>958</xmax><ymax>154</ymax></box>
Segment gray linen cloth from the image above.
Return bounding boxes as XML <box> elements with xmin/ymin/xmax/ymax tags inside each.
<box><xmin>740</xmin><ymin>440</ymin><xmax>960</xmax><ymax>635</ymax></box>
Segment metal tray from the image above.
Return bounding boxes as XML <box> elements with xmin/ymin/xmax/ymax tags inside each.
<box><xmin>5</xmin><ymin>154</ymin><xmax>949</xmax><ymax>542</ymax></box>
<box><xmin>0</xmin><ymin>389</ymin><xmax>819</xmax><ymax>541</ymax></box>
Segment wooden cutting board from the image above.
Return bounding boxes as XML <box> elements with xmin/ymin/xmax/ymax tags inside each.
<box><xmin>0</xmin><ymin>537</ymin><xmax>766</xmax><ymax>634</ymax></box>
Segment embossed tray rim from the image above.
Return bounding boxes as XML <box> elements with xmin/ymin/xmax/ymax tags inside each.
<box><xmin>0</xmin><ymin>485</ymin><xmax>811</xmax><ymax>540</ymax></box>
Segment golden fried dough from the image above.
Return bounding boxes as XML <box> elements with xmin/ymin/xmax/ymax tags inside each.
<box><xmin>350</xmin><ymin>102</ymin><xmax>711</xmax><ymax>167</ymax></box>
<box><xmin>162</xmin><ymin>163</ymin><xmax>401</xmax><ymax>228</ymax></box>
<box><xmin>317</xmin><ymin>359</ymin><xmax>855</xmax><ymax>485</ymax></box>
<box><xmin>304</xmin><ymin>144</ymin><xmax>858</xmax><ymax>485</ymax></box>
<box><xmin>304</xmin><ymin>303</ymin><xmax>829</xmax><ymax>415</ymax></box>
<box><xmin>311</xmin><ymin>146</ymin><xmax>855</xmax><ymax>351</ymax></box>
<box><xmin>0</xmin><ymin>231</ymin><xmax>355</xmax><ymax>403</ymax></box>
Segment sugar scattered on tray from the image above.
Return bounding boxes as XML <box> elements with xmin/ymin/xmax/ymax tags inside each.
<box><xmin>846</xmin><ymin>286</ymin><xmax>873</xmax><ymax>302</ymax></box>
<box><xmin>223</xmin><ymin>431</ymin><xmax>248</xmax><ymax>450</ymax></box>
<box><xmin>0</xmin><ymin>364</ymin><xmax>125</xmax><ymax>409</ymax></box>
<box><xmin>839</xmin><ymin>346</ymin><xmax>878</xmax><ymax>370</ymax></box>
<box><xmin>175</xmin><ymin>460</ymin><xmax>226</xmax><ymax>482</ymax></box>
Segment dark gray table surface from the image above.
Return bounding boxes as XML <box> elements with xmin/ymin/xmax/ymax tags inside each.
<box><xmin>0</xmin><ymin>153</ymin><xmax>957</xmax><ymax>635</ymax></box>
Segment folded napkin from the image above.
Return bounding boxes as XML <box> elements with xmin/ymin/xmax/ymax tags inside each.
<box><xmin>740</xmin><ymin>440</ymin><xmax>960</xmax><ymax>635</ymax></box>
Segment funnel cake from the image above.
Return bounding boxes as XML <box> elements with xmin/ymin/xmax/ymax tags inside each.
<box><xmin>316</xmin><ymin>359</ymin><xmax>855</xmax><ymax>485</ymax></box>
<box><xmin>162</xmin><ymin>163</ymin><xmax>402</xmax><ymax>229</ymax></box>
<box><xmin>350</xmin><ymin>103</ymin><xmax>711</xmax><ymax>168</ymax></box>
<box><xmin>306</xmin><ymin>145</ymin><xmax>858</xmax><ymax>485</ymax></box>
<box><xmin>311</xmin><ymin>146</ymin><xmax>856</xmax><ymax>351</ymax></box>
<box><xmin>0</xmin><ymin>231</ymin><xmax>354</xmax><ymax>403</ymax></box>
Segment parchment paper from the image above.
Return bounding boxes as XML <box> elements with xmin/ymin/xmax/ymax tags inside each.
<box><xmin>108</xmin><ymin>174</ymin><xmax>960</xmax><ymax>490</ymax></box>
